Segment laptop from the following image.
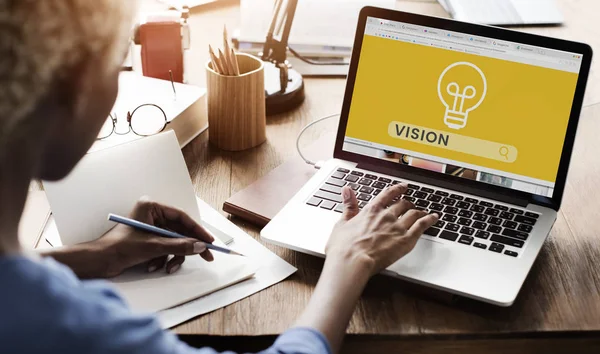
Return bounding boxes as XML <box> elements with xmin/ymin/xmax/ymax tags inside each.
<box><xmin>261</xmin><ymin>7</ymin><xmax>592</xmax><ymax>306</ymax></box>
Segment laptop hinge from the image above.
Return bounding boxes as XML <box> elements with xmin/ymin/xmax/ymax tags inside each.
<box><xmin>356</xmin><ymin>162</ymin><xmax>530</xmax><ymax>208</ymax></box>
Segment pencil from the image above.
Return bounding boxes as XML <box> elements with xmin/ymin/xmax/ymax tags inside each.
<box><xmin>107</xmin><ymin>213</ymin><xmax>245</xmax><ymax>257</ymax></box>
<box><xmin>218</xmin><ymin>48</ymin><xmax>232</xmax><ymax>75</ymax></box>
<box><xmin>231</xmin><ymin>48</ymin><xmax>240</xmax><ymax>76</ymax></box>
<box><xmin>223</xmin><ymin>26</ymin><xmax>238</xmax><ymax>76</ymax></box>
<box><xmin>209</xmin><ymin>45</ymin><xmax>225</xmax><ymax>75</ymax></box>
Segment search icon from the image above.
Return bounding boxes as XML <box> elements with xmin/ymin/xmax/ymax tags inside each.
<box><xmin>499</xmin><ymin>146</ymin><xmax>510</xmax><ymax>160</ymax></box>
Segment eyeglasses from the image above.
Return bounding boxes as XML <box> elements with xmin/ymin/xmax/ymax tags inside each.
<box><xmin>97</xmin><ymin>104</ymin><xmax>169</xmax><ymax>140</ymax></box>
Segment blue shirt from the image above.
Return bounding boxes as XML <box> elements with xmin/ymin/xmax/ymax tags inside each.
<box><xmin>0</xmin><ymin>255</ymin><xmax>331</xmax><ymax>354</ymax></box>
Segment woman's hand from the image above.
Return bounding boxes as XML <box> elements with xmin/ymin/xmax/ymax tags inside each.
<box><xmin>326</xmin><ymin>183</ymin><xmax>438</xmax><ymax>276</ymax></box>
<box><xmin>296</xmin><ymin>183</ymin><xmax>438</xmax><ymax>353</ymax></box>
<box><xmin>94</xmin><ymin>199</ymin><xmax>215</xmax><ymax>277</ymax></box>
<box><xmin>44</xmin><ymin>199</ymin><xmax>215</xmax><ymax>279</ymax></box>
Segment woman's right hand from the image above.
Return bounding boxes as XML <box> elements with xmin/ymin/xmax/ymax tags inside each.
<box><xmin>325</xmin><ymin>183</ymin><xmax>438</xmax><ymax>277</ymax></box>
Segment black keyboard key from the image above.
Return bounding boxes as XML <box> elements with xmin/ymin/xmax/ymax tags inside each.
<box><xmin>334</xmin><ymin>204</ymin><xmax>344</xmax><ymax>213</ymax></box>
<box><xmin>320</xmin><ymin>201</ymin><xmax>335</xmax><ymax>210</ymax></box>
<box><xmin>503</xmin><ymin>220</ymin><xmax>518</xmax><ymax>229</ymax></box>
<box><xmin>365</xmin><ymin>174</ymin><xmax>378</xmax><ymax>180</ymax></box>
<box><xmin>499</xmin><ymin>211</ymin><xmax>514</xmax><ymax>220</ymax></box>
<box><xmin>415</xmin><ymin>199</ymin><xmax>430</xmax><ymax>208</ymax></box>
<box><xmin>348</xmin><ymin>183</ymin><xmax>360</xmax><ymax>191</ymax></box>
<box><xmin>414</xmin><ymin>191</ymin><xmax>429</xmax><ymax>199</ymax></box>
<box><xmin>351</xmin><ymin>171</ymin><xmax>364</xmax><ymax>176</ymax></box>
<box><xmin>489</xmin><ymin>217</ymin><xmax>503</xmax><ymax>225</ymax></box>
<box><xmin>465</xmin><ymin>197</ymin><xmax>478</xmax><ymax>204</ymax></box>
<box><xmin>306</xmin><ymin>197</ymin><xmax>322</xmax><ymax>207</ymax></box>
<box><xmin>475</xmin><ymin>230</ymin><xmax>490</xmax><ymax>239</ymax></box>
<box><xmin>320</xmin><ymin>184</ymin><xmax>342</xmax><ymax>194</ymax></box>
<box><xmin>456</xmin><ymin>201</ymin><xmax>471</xmax><ymax>209</ymax></box>
<box><xmin>504</xmin><ymin>250</ymin><xmax>518</xmax><ymax>257</ymax></box>
<box><xmin>472</xmin><ymin>221</ymin><xmax>487</xmax><ymax>230</ymax></box>
<box><xmin>473</xmin><ymin>242</ymin><xmax>487</xmax><ymax>249</ymax></box>
<box><xmin>326</xmin><ymin>178</ymin><xmax>345</xmax><ymax>187</ymax></box>
<box><xmin>434</xmin><ymin>220</ymin><xmax>446</xmax><ymax>228</ymax></box>
<box><xmin>489</xmin><ymin>243</ymin><xmax>504</xmax><ymax>253</ymax></box>
<box><xmin>458</xmin><ymin>235</ymin><xmax>474</xmax><ymax>245</ymax></box>
<box><xmin>405</xmin><ymin>189</ymin><xmax>414</xmax><ymax>196</ymax></box>
<box><xmin>373</xmin><ymin>190</ymin><xmax>381</xmax><ymax>196</ymax></box>
<box><xmin>445</xmin><ymin>223</ymin><xmax>460</xmax><ymax>232</ymax></box>
<box><xmin>470</xmin><ymin>205</ymin><xmax>485</xmax><ymax>213</ymax></box>
<box><xmin>424</xmin><ymin>227</ymin><xmax>440</xmax><ymax>237</ymax></box>
<box><xmin>458</xmin><ymin>210</ymin><xmax>473</xmax><ymax>218</ymax></box>
<box><xmin>518</xmin><ymin>224</ymin><xmax>533</xmax><ymax>233</ymax></box>
<box><xmin>480</xmin><ymin>201</ymin><xmax>493</xmax><ymax>207</ymax></box>
<box><xmin>403</xmin><ymin>196</ymin><xmax>416</xmax><ymax>203</ymax></box>
<box><xmin>345</xmin><ymin>175</ymin><xmax>359</xmax><ymax>183</ymax></box>
<box><xmin>439</xmin><ymin>230</ymin><xmax>459</xmax><ymax>241</ymax></box>
<box><xmin>487</xmin><ymin>225</ymin><xmax>502</xmax><ymax>233</ymax></box>
<box><xmin>357</xmin><ymin>193</ymin><xmax>372</xmax><ymax>202</ymax></box>
<box><xmin>358</xmin><ymin>178</ymin><xmax>373</xmax><ymax>186</ymax></box>
<box><xmin>510</xmin><ymin>208</ymin><xmax>524</xmax><ymax>215</ymax></box>
<box><xmin>427</xmin><ymin>194</ymin><xmax>443</xmax><ymax>202</ymax></box>
<box><xmin>391</xmin><ymin>180</ymin><xmax>401</xmax><ymax>185</ymax></box>
<box><xmin>494</xmin><ymin>205</ymin><xmax>509</xmax><ymax>211</ymax></box>
<box><xmin>378</xmin><ymin>177</ymin><xmax>392</xmax><ymax>183</ymax></box>
<box><xmin>490</xmin><ymin>234</ymin><xmax>524</xmax><ymax>248</ymax></box>
<box><xmin>457</xmin><ymin>218</ymin><xmax>472</xmax><ymax>226</ymax></box>
<box><xmin>421</xmin><ymin>187</ymin><xmax>435</xmax><ymax>193</ymax></box>
<box><xmin>460</xmin><ymin>226</ymin><xmax>475</xmax><ymax>236</ymax></box>
<box><xmin>337</xmin><ymin>168</ymin><xmax>350</xmax><ymax>173</ymax></box>
<box><xmin>501</xmin><ymin>228</ymin><xmax>529</xmax><ymax>241</ymax></box>
<box><xmin>430</xmin><ymin>203</ymin><xmax>444</xmax><ymax>211</ymax></box>
<box><xmin>372</xmin><ymin>181</ymin><xmax>387</xmax><ymax>189</ymax></box>
<box><xmin>359</xmin><ymin>186</ymin><xmax>374</xmax><ymax>194</ymax></box>
<box><xmin>450</xmin><ymin>194</ymin><xmax>464</xmax><ymax>201</ymax></box>
<box><xmin>473</xmin><ymin>213</ymin><xmax>488</xmax><ymax>222</ymax></box>
<box><xmin>359</xmin><ymin>201</ymin><xmax>367</xmax><ymax>208</ymax></box>
<box><xmin>442</xmin><ymin>214</ymin><xmax>458</xmax><ymax>223</ymax></box>
<box><xmin>525</xmin><ymin>212</ymin><xmax>540</xmax><ymax>219</ymax></box>
<box><xmin>408</xmin><ymin>184</ymin><xmax>420</xmax><ymax>190</ymax></box>
<box><xmin>444</xmin><ymin>206</ymin><xmax>459</xmax><ymax>215</ymax></box>
<box><xmin>435</xmin><ymin>191</ymin><xmax>449</xmax><ymax>196</ymax></box>
<box><xmin>484</xmin><ymin>208</ymin><xmax>500</xmax><ymax>217</ymax></box>
<box><xmin>442</xmin><ymin>198</ymin><xmax>456</xmax><ymax>206</ymax></box>
<box><xmin>331</xmin><ymin>171</ymin><xmax>346</xmax><ymax>179</ymax></box>
<box><xmin>515</xmin><ymin>215</ymin><xmax>537</xmax><ymax>226</ymax></box>
<box><xmin>314</xmin><ymin>190</ymin><xmax>343</xmax><ymax>203</ymax></box>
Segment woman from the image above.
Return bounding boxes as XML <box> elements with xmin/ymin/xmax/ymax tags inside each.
<box><xmin>0</xmin><ymin>1</ymin><xmax>437</xmax><ymax>353</ymax></box>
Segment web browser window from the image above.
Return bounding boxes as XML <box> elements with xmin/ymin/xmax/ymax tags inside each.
<box><xmin>343</xmin><ymin>17</ymin><xmax>584</xmax><ymax>197</ymax></box>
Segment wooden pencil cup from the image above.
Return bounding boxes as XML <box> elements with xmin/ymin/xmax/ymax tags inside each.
<box><xmin>206</xmin><ymin>53</ymin><xmax>266</xmax><ymax>151</ymax></box>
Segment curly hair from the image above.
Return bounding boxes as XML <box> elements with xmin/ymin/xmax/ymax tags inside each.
<box><xmin>0</xmin><ymin>0</ymin><xmax>135</xmax><ymax>148</ymax></box>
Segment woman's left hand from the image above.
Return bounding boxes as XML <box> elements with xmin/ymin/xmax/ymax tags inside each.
<box><xmin>92</xmin><ymin>199</ymin><xmax>215</xmax><ymax>278</ymax></box>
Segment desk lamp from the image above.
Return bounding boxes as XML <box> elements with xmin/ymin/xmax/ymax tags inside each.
<box><xmin>260</xmin><ymin>0</ymin><xmax>305</xmax><ymax>115</ymax></box>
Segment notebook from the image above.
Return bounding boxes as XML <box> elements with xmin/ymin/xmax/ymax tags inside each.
<box><xmin>44</xmin><ymin>131</ymin><xmax>250</xmax><ymax>312</ymax></box>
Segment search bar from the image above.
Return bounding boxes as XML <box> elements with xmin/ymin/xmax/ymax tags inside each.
<box><xmin>388</xmin><ymin>122</ymin><xmax>518</xmax><ymax>163</ymax></box>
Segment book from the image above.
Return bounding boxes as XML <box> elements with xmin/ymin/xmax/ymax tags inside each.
<box><xmin>90</xmin><ymin>72</ymin><xmax>207</xmax><ymax>153</ymax></box>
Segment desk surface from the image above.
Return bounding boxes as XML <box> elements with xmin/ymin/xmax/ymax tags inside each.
<box><xmin>142</xmin><ymin>0</ymin><xmax>600</xmax><ymax>344</ymax></box>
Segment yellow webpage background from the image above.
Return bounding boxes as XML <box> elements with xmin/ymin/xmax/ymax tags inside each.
<box><xmin>346</xmin><ymin>36</ymin><xmax>579</xmax><ymax>183</ymax></box>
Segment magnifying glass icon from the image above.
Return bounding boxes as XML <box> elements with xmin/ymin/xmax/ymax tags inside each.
<box><xmin>499</xmin><ymin>146</ymin><xmax>510</xmax><ymax>160</ymax></box>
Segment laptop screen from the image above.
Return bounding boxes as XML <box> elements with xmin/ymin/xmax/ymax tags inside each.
<box><xmin>342</xmin><ymin>17</ymin><xmax>584</xmax><ymax>198</ymax></box>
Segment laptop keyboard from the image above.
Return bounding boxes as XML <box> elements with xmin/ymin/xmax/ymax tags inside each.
<box><xmin>306</xmin><ymin>168</ymin><xmax>541</xmax><ymax>258</ymax></box>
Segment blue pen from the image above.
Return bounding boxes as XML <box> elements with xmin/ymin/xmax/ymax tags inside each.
<box><xmin>108</xmin><ymin>213</ymin><xmax>245</xmax><ymax>256</ymax></box>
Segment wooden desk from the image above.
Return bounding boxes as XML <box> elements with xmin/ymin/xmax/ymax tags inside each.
<box><xmin>142</xmin><ymin>0</ymin><xmax>600</xmax><ymax>352</ymax></box>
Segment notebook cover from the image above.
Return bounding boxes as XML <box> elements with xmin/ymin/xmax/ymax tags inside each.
<box><xmin>140</xmin><ymin>22</ymin><xmax>184</xmax><ymax>83</ymax></box>
<box><xmin>223</xmin><ymin>135</ymin><xmax>335</xmax><ymax>227</ymax></box>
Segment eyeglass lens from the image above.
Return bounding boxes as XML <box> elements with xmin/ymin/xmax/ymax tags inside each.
<box><xmin>130</xmin><ymin>105</ymin><xmax>167</xmax><ymax>136</ymax></box>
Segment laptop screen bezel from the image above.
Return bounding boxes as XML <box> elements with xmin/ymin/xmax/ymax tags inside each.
<box><xmin>334</xmin><ymin>6</ymin><xmax>593</xmax><ymax>210</ymax></box>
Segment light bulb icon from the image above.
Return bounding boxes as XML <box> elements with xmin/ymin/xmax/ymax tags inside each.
<box><xmin>437</xmin><ymin>62</ymin><xmax>487</xmax><ymax>130</ymax></box>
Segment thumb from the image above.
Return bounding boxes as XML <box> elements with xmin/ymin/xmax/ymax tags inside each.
<box><xmin>149</xmin><ymin>237</ymin><xmax>207</xmax><ymax>257</ymax></box>
<box><xmin>341</xmin><ymin>186</ymin><xmax>359</xmax><ymax>220</ymax></box>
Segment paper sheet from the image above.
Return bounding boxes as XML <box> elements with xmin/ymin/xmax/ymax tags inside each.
<box><xmin>157</xmin><ymin>197</ymin><xmax>297</xmax><ymax>329</ymax></box>
<box><xmin>43</xmin><ymin>131</ymin><xmax>231</xmax><ymax>245</ymax></box>
<box><xmin>239</xmin><ymin>0</ymin><xmax>395</xmax><ymax>47</ymax></box>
